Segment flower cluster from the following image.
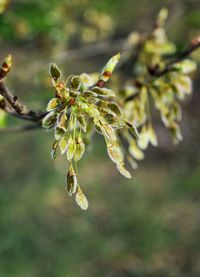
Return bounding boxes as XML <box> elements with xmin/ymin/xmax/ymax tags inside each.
<box><xmin>119</xmin><ymin>8</ymin><xmax>197</xmax><ymax>167</ymax></box>
<box><xmin>42</xmin><ymin>54</ymin><xmax>139</xmax><ymax>210</ymax></box>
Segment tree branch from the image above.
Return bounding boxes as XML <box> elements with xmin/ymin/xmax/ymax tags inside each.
<box><xmin>147</xmin><ymin>37</ymin><xmax>200</xmax><ymax>78</ymax></box>
<box><xmin>125</xmin><ymin>37</ymin><xmax>200</xmax><ymax>102</ymax></box>
<box><xmin>0</xmin><ymin>81</ymin><xmax>47</xmax><ymax>123</ymax></box>
<box><xmin>0</xmin><ymin>81</ymin><xmax>28</xmax><ymax>114</ymax></box>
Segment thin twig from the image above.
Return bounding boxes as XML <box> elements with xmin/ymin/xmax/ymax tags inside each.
<box><xmin>148</xmin><ymin>37</ymin><xmax>200</xmax><ymax>78</ymax></box>
<box><xmin>0</xmin><ymin>81</ymin><xmax>28</xmax><ymax>114</ymax></box>
<box><xmin>125</xmin><ymin>38</ymin><xmax>200</xmax><ymax>102</ymax></box>
<box><xmin>0</xmin><ymin>81</ymin><xmax>46</xmax><ymax>122</ymax></box>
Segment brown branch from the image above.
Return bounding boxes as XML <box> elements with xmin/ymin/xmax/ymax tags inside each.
<box><xmin>0</xmin><ymin>55</ymin><xmax>46</xmax><ymax>126</ymax></box>
<box><xmin>147</xmin><ymin>37</ymin><xmax>200</xmax><ymax>78</ymax></box>
<box><xmin>0</xmin><ymin>81</ymin><xmax>28</xmax><ymax>114</ymax></box>
<box><xmin>0</xmin><ymin>81</ymin><xmax>46</xmax><ymax>122</ymax></box>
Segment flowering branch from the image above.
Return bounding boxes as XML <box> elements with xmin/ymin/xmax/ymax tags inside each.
<box><xmin>147</xmin><ymin>37</ymin><xmax>200</xmax><ymax>77</ymax></box>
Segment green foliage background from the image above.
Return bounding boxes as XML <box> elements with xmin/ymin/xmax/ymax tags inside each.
<box><xmin>1</xmin><ymin>0</ymin><xmax>200</xmax><ymax>276</ymax></box>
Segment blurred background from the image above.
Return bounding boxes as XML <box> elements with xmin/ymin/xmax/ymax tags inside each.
<box><xmin>0</xmin><ymin>0</ymin><xmax>200</xmax><ymax>276</ymax></box>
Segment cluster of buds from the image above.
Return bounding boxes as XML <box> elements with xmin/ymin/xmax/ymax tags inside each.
<box><xmin>42</xmin><ymin>54</ymin><xmax>139</xmax><ymax>210</ymax></box>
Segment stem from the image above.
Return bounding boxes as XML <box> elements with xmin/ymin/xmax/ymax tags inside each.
<box><xmin>0</xmin><ymin>81</ymin><xmax>47</xmax><ymax>128</ymax></box>
<box><xmin>0</xmin><ymin>81</ymin><xmax>28</xmax><ymax>114</ymax></box>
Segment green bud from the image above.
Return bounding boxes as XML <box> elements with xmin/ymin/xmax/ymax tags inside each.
<box><xmin>71</xmin><ymin>76</ymin><xmax>82</xmax><ymax>90</ymax></box>
<box><xmin>100</xmin><ymin>53</ymin><xmax>120</xmax><ymax>82</ymax></box>
<box><xmin>49</xmin><ymin>63</ymin><xmax>61</xmax><ymax>79</ymax></box>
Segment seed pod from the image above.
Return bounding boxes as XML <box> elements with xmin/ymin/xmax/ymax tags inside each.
<box><xmin>169</xmin><ymin>123</ymin><xmax>183</xmax><ymax>144</ymax></box>
<box><xmin>125</xmin><ymin>121</ymin><xmax>140</xmax><ymax>140</ymax></box>
<box><xmin>98</xmin><ymin>119</ymin><xmax>117</xmax><ymax>141</ymax></box>
<box><xmin>127</xmin><ymin>155</ymin><xmax>138</xmax><ymax>170</ymax></box>
<box><xmin>92</xmin><ymin>87</ymin><xmax>115</xmax><ymax>98</ymax></box>
<box><xmin>51</xmin><ymin>140</ymin><xmax>58</xmax><ymax>159</ymax></box>
<box><xmin>102</xmin><ymin>112</ymin><xmax>123</xmax><ymax>128</ymax></box>
<box><xmin>66</xmin><ymin>164</ymin><xmax>78</xmax><ymax>196</ymax></box>
<box><xmin>174</xmin><ymin>59</ymin><xmax>197</xmax><ymax>74</ymax></box>
<box><xmin>57</xmin><ymin>111</ymin><xmax>68</xmax><ymax>131</ymax></box>
<box><xmin>175</xmin><ymin>75</ymin><xmax>192</xmax><ymax>97</ymax></box>
<box><xmin>66</xmin><ymin>136</ymin><xmax>75</xmax><ymax>160</ymax></box>
<box><xmin>75</xmin><ymin>185</ymin><xmax>88</xmax><ymax>210</ymax></box>
<box><xmin>77</xmin><ymin>115</ymin><xmax>87</xmax><ymax>132</ymax></box>
<box><xmin>54</xmin><ymin>127</ymin><xmax>65</xmax><ymax>140</ymax></box>
<box><xmin>116</xmin><ymin>162</ymin><xmax>132</xmax><ymax>179</ymax></box>
<box><xmin>106</xmin><ymin>142</ymin><xmax>123</xmax><ymax>164</ymax></box>
<box><xmin>172</xmin><ymin>102</ymin><xmax>182</xmax><ymax>121</ymax></box>
<box><xmin>59</xmin><ymin>136</ymin><xmax>68</xmax><ymax>155</ymax></box>
<box><xmin>129</xmin><ymin>141</ymin><xmax>145</xmax><ymax>160</ymax></box>
<box><xmin>148</xmin><ymin>126</ymin><xmax>158</xmax><ymax>147</ymax></box>
<box><xmin>42</xmin><ymin>111</ymin><xmax>57</xmax><ymax>129</ymax></box>
<box><xmin>68</xmin><ymin>114</ymin><xmax>75</xmax><ymax>131</ymax></box>
<box><xmin>137</xmin><ymin>125</ymin><xmax>149</xmax><ymax>150</ymax></box>
<box><xmin>107</xmin><ymin>102</ymin><xmax>123</xmax><ymax>117</ymax></box>
<box><xmin>74</xmin><ymin>137</ymin><xmax>85</xmax><ymax>161</ymax></box>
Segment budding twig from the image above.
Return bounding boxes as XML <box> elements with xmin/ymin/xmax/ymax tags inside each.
<box><xmin>148</xmin><ymin>37</ymin><xmax>200</xmax><ymax>78</ymax></box>
<box><xmin>125</xmin><ymin>37</ymin><xmax>200</xmax><ymax>102</ymax></box>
